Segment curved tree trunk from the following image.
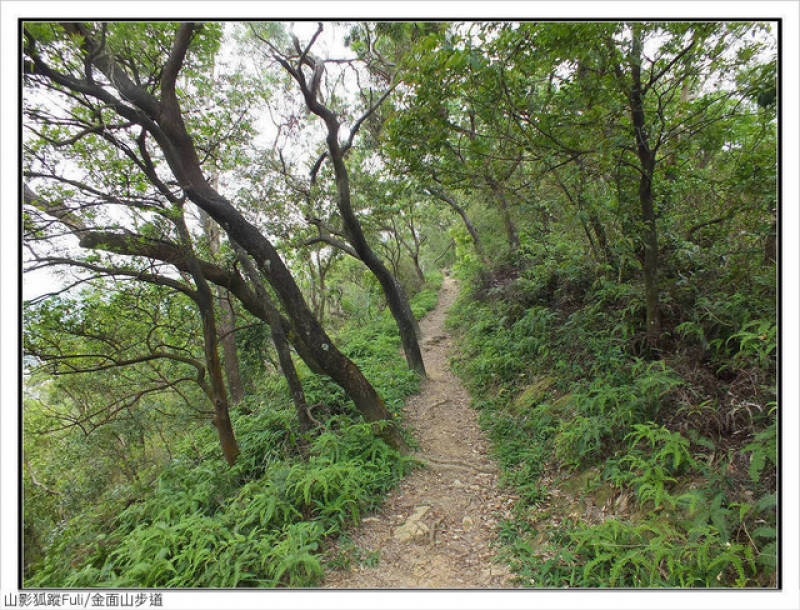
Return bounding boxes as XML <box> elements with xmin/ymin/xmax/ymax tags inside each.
<box><xmin>278</xmin><ymin>50</ymin><xmax>426</xmax><ymax>377</ymax></box>
<box><xmin>426</xmin><ymin>186</ymin><xmax>486</xmax><ymax>259</ymax></box>
<box><xmin>185</xmin><ymin>186</ymin><xmax>408</xmax><ymax>452</ymax></box>
<box><xmin>327</xmin><ymin>133</ymin><xmax>425</xmax><ymax>377</ymax></box>
<box><xmin>176</xmin><ymin>215</ymin><xmax>240</xmax><ymax>466</ymax></box>
<box><xmin>330</xmin><ymin>153</ymin><xmax>425</xmax><ymax>375</ymax></box>
<box><xmin>186</xmin><ymin>191</ymin><xmax>409</xmax><ymax>453</ymax></box>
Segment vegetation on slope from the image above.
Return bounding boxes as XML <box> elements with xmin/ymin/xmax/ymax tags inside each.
<box><xmin>21</xmin><ymin>19</ymin><xmax>777</xmax><ymax>590</ymax></box>
<box><xmin>25</xmin><ymin>284</ymin><xmax>441</xmax><ymax>587</ymax></box>
<box><xmin>448</xmin><ymin>239</ymin><xmax>776</xmax><ymax>587</ymax></box>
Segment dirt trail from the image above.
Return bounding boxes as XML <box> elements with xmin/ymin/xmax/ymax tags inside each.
<box><xmin>323</xmin><ymin>274</ymin><xmax>516</xmax><ymax>588</ymax></box>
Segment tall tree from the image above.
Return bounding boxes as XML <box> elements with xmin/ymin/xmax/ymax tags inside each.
<box><xmin>24</xmin><ymin>184</ymin><xmax>241</xmax><ymax>464</ymax></box>
<box><xmin>232</xmin><ymin>242</ymin><xmax>315</xmax><ymax>435</ymax></box>
<box><xmin>173</xmin><ymin>208</ymin><xmax>240</xmax><ymax>465</ymax></box>
<box><xmin>412</xmin><ymin>21</ymin><xmax>774</xmax><ymax>349</ymax></box>
<box><xmin>23</xmin><ymin>22</ymin><xmax>409</xmax><ymax>453</ymax></box>
<box><xmin>383</xmin><ymin>24</ymin><xmax>537</xmax><ymax>254</ymax></box>
<box><xmin>599</xmin><ymin>22</ymin><xmax>768</xmax><ymax>348</ymax></box>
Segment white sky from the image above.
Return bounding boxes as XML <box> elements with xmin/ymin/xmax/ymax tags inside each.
<box><xmin>3</xmin><ymin>3</ymin><xmax>800</xmax><ymax>610</ymax></box>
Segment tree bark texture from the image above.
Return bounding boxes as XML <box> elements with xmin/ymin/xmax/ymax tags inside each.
<box><xmin>326</xmin><ymin>128</ymin><xmax>425</xmax><ymax>376</ymax></box>
<box><xmin>217</xmin><ymin>294</ymin><xmax>245</xmax><ymax>404</ymax></box>
<box><xmin>175</xmin><ymin>215</ymin><xmax>240</xmax><ymax>466</ymax></box>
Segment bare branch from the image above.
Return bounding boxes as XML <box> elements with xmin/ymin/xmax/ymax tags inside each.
<box><xmin>36</xmin><ymin>349</ymin><xmax>205</xmax><ymax>378</ymax></box>
<box><xmin>299</xmin><ymin>235</ymin><xmax>360</xmax><ymax>260</ymax></box>
<box><xmin>342</xmin><ymin>81</ymin><xmax>398</xmax><ymax>154</ymax></box>
<box><xmin>30</xmin><ymin>256</ymin><xmax>195</xmax><ymax>298</ymax></box>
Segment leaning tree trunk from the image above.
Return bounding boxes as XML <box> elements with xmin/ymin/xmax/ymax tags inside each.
<box><xmin>427</xmin><ymin>186</ymin><xmax>486</xmax><ymax>260</ymax></box>
<box><xmin>185</xmin><ymin>186</ymin><xmax>409</xmax><ymax>452</ymax></box>
<box><xmin>397</xmin><ymin>216</ymin><xmax>427</xmax><ymax>287</ymax></box>
<box><xmin>202</xmin><ymin>211</ymin><xmax>245</xmax><ymax>404</ymax></box>
<box><xmin>279</xmin><ymin>52</ymin><xmax>426</xmax><ymax>377</ymax></box>
<box><xmin>198</xmin><ymin>293</ymin><xmax>241</xmax><ymax>467</ymax></box>
<box><xmin>327</xmin><ymin>118</ymin><xmax>425</xmax><ymax>376</ymax></box>
<box><xmin>333</xmin><ymin>163</ymin><xmax>426</xmax><ymax>375</ymax></box>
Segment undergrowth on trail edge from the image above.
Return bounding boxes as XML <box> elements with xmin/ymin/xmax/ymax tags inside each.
<box><xmin>448</xmin><ymin>244</ymin><xmax>777</xmax><ymax>588</ymax></box>
<box><xmin>26</xmin><ymin>282</ymin><xmax>441</xmax><ymax>588</ymax></box>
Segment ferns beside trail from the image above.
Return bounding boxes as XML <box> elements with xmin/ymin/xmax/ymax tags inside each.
<box><xmin>449</xmin><ymin>245</ymin><xmax>777</xmax><ymax>588</ymax></box>
<box><xmin>26</xmin><ymin>285</ymin><xmax>441</xmax><ymax>588</ymax></box>
<box><xmin>29</xmin><ymin>410</ymin><xmax>416</xmax><ymax>588</ymax></box>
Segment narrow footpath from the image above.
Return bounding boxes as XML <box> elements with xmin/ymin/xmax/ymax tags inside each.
<box><xmin>323</xmin><ymin>274</ymin><xmax>516</xmax><ymax>588</ymax></box>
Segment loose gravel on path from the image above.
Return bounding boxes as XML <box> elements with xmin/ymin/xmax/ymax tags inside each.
<box><xmin>323</xmin><ymin>275</ymin><xmax>517</xmax><ymax>588</ymax></box>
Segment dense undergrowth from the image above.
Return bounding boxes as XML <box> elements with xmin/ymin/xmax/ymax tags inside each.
<box><xmin>26</xmin><ymin>281</ymin><xmax>442</xmax><ymax>588</ymax></box>
<box><xmin>448</xmin><ymin>241</ymin><xmax>777</xmax><ymax>588</ymax></box>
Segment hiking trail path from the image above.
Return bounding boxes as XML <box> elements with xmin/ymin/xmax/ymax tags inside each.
<box><xmin>323</xmin><ymin>274</ymin><xmax>517</xmax><ymax>588</ymax></box>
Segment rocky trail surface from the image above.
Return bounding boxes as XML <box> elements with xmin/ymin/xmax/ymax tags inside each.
<box><xmin>323</xmin><ymin>275</ymin><xmax>517</xmax><ymax>588</ymax></box>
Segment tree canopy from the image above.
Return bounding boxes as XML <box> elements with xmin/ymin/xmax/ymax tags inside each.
<box><xmin>19</xmin><ymin>19</ymin><xmax>779</xmax><ymax>591</ymax></box>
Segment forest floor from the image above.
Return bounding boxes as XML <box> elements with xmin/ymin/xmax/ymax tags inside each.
<box><xmin>323</xmin><ymin>274</ymin><xmax>517</xmax><ymax>588</ymax></box>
